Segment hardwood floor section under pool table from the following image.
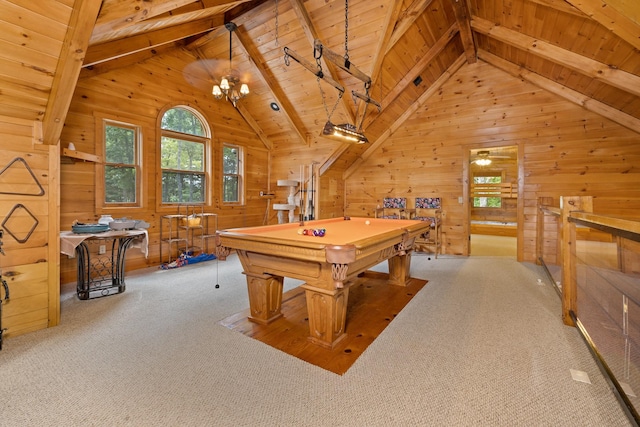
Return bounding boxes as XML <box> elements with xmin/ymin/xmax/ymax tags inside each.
<box><xmin>216</xmin><ymin>217</ymin><xmax>431</xmax><ymax>348</ymax></box>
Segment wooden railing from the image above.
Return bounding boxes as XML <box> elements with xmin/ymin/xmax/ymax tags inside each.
<box><xmin>470</xmin><ymin>182</ymin><xmax>516</xmax><ymax>198</ymax></box>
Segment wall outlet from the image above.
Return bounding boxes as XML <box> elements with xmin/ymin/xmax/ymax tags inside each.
<box><xmin>99</xmin><ymin>245</ymin><xmax>106</xmax><ymax>254</ymax></box>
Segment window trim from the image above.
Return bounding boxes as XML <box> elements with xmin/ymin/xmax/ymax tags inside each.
<box><xmin>157</xmin><ymin>105</ymin><xmax>212</xmax><ymax>210</ymax></box>
<box><xmin>222</xmin><ymin>143</ymin><xmax>244</xmax><ymax>205</ymax></box>
<box><xmin>95</xmin><ymin>113</ymin><xmax>143</xmax><ymax>212</ymax></box>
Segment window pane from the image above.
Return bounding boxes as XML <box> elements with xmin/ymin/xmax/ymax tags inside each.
<box><xmin>161</xmin><ymin>137</ymin><xmax>203</xmax><ymax>172</ymax></box>
<box><xmin>105</xmin><ymin>125</ymin><xmax>134</xmax><ymax>164</ymax></box>
<box><xmin>223</xmin><ymin>146</ymin><xmax>239</xmax><ymax>174</ymax></box>
<box><xmin>161</xmin><ymin>107</ymin><xmax>205</xmax><ymax>136</ymax></box>
<box><xmin>473</xmin><ymin>176</ymin><xmax>502</xmax><ymax>208</ymax></box>
<box><xmin>223</xmin><ymin>175</ymin><xmax>239</xmax><ymax>202</ymax></box>
<box><xmin>105</xmin><ymin>166</ymin><xmax>136</xmax><ymax>203</ymax></box>
<box><xmin>162</xmin><ymin>171</ymin><xmax>204</xmax><ymax>203</ymax></box>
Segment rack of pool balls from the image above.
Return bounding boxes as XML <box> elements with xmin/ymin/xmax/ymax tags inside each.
<box><xmin>297</xmin><ymin>228</ymin><xmax>326</xmax><ymax>237</ymax></box>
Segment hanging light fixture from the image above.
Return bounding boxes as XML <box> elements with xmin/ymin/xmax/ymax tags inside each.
<box><xmin>321</xmin><ymin>121</ymin><xmax>368</xmax><ymax>144</ymax></box>
<box><xmin>212</xmin><ymin>22</ymin><xmax>249</xmax><ymax>107</ymax></box>
<box><xmin>472</xmin><ymin>151</ymin><xmax>492</xmax><ymax>166</ymax></box>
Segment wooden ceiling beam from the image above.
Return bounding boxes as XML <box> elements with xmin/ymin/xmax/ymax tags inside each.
<box><xmin>385</xmin><ymin>0</ymin><xmax>435</xmax><ymax>55</ymax></box>
<box><xmin>233</xmin><ymin>26</ymin><xmax>309</xmax><ymax>145</ymax></box>
<box><xmin>344</xmin><ymin>54</ymin><xmax>467</xmax><ymax>180</ymax></box>
<box><xmin>604</xmin><ymin>0</ymin><xmax>640</xmax><ymax>26</ymax></box>
<box><xmin>236</xmin><ymin>102</ymin><xmax>272</xmax><ymax>150</ymax></box>
<box><xmin>351</xmin><ymin>0</ymin><xmax>404</xmax><ymax>131</ymax></box>
<box><xmin>79</xmin><ymin>44</ymin><xmax>178</xmax><ymax>79</ymax></box>
<box><xmin>448</xmin><ymin>0</ymin><xmax>477</xmax><ymax>64</ymax></box>
<box><xmin>479</xmin><ymin>49</ymin><xmax>640</xmax><ymax>134</ymax></box>
<box><xmin>288</xmin><ymin>0</ymin><xmax>355</xmax><ymax>124</ymax></box>
<box><xmin>84</xmin><ymin>19</ymin><xmax>219</xmax><ymax>67</ymax></box>
<box><xmin>471</xmin><ymin>15</ymin><xmax>640</xmax><ymax>97</ymax></box>
<box><xmin>362</xmin><ymin>22</ymin><xmax>459</xmax><ymax>130</ymax></box>
<box><xmin>526</xmin><ymin>0</ymin><xmax>586</xmax><ymax>18</ymax></box>
<box><xmin>92</xmin><ymin>0</ymin><xmax>242</xmax><ymax>38</ymax></box>
<box><xmin>42</xmin><ymin>0</ymin><xmax>103</xmax><ymax>146</ymax></box>
<box><xmin>563</xmin><ymin>0</ymin><xmax>640</xmax><ymax>51</ymax></box>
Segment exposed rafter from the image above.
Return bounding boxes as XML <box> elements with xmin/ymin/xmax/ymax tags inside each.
<box><xmin>479</xmin><ymin>49</ymin><xmax>640</xmax><ymax>134</ymax></box>
<box><xmin>234</xmin><ymin>26</ymin><xmax>309</xmax><ymax>145</ymax></box>
<box><xmin>91</xmin><ymin>0</ymin><xmax>248</xmax><ymax>43</ymax></box>
<box><xmin>385</xmin><ymin>0</ymin><xmax>436</xmax><ymax>55</ymax></box>
<box><xmin>563</xmin><ymin>0</ymin><xmax>640</xmax><ymax>51</ymax></box>
<box><xmin>84</xmin><ymin>19</ymin><xmax>220</xmax><ymax>67</ymax></box>
<box><xmin>43</xmin><ymin>0</ymin><xmax>103</xmax><ymax>145</ymax></box>
<box><xmin>472</xmin><ymin>16</ymin><xmax>640</xmax><ymax>98</ymax></box>
<box><xmin>288</xmin><ymin>0</ymin><xmax>356</xmax><ymax>124</ymax></box>
<box><xmin>80</xmin><ymin>44</ymin><xmax>177</xmax><ymax>79</ymax></box>
<box><xmin>362</xmin><ymin>22</ymin><xmax>460</xmax><ymax>130</ymax></box>
<box><xmin>344</xmin><ymin>54</ymin><xmax>468</xmax><ymax>180</ymax></box>
<box><xmin>448</xmin><ymin>0</ymin><xmax>477</xmax><ymax>64</ymax></box>
<box><xmin>352</xmin><ymin>0</ymin><xmax>404</xmax><ymax>129</ymax></box>
<box><xmin>236</xmin><ymin>102</ymin><xmax>272</xmax><ymax>150</ymax></box>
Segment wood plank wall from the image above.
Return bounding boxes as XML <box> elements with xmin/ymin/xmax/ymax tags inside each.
<box><xmin>343</xmin><ymin>61</ymin><xmax>640</xmax><ymax>261</ymax></box>
<box><xmin>0</xmin><ymin>116</ymin><xmax>59</xmax><ymax>338</ymax></box>
<box><xmin>60</xmin><ymin>57</ymin><xmax>640</xmax><ymax>285</ymax></box>
<box><xmin>59</xmin><ymin>50</ymin><xmax>269</xmax><ymax>284</ymax></box>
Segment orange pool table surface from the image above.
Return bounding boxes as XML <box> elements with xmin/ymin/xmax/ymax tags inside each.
<box><xmin>216</xmin><ymin>216</ymin><xmax>430</xmax><ymax>348</ymax></box>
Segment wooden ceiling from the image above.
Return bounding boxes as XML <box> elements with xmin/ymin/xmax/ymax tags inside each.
<box><xmin>5</xmin><ymin>0</ymin><xmax>640</xmax><ymax>165</ymax></box>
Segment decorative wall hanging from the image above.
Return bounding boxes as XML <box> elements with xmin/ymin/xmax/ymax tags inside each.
<box><xmin>2</xmin><ymin>203</ymin><xmax>39</xmax><ymax>243</ymax></box>
<box><xmin>0</xmin><ymin>157</ymin><xmax>45</xmax><ymax>196</ymax></box>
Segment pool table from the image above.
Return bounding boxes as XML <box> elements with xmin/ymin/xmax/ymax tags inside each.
<box><xmin>215</xmin><ymin>217</ymin><xmax>430</xmax><ymax>348</ymax></box>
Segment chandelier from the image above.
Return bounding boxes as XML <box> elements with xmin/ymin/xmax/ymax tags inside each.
<box><xmin>212</xmin><ymin>22</ymin><xmax>249</xmax><ymax>107</ymax></box>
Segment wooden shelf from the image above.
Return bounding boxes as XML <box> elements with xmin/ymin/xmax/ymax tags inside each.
<box><xmin>62</xmin><ymin>148</ymin><xmax>101</xmax><ymax>163</ymax></box>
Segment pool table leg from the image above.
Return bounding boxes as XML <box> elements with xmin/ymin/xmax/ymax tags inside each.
<box><xmin>303</xmin><ymin>284</ymin><xmax>350</xmax><ymax>349</ymax></box>
<box><xmin>387</xmin><ymin>251</ymin><xmax>413</xmax><ymax>286</ymax></box>
<box><xmin>244</xmin><ymin>272</ymin><xmax>284</xmax><ymax>324</ymax></box>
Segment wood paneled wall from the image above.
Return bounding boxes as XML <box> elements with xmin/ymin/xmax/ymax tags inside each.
<box><xmin>0</xmin><ymin>116</ymin><xmax>59</xmax><ymax>337</ymax></box>
<box><xmin>343</xmin><ymin>61</ymin><xmax>640</xmax><ymax>261</ymax></box>
<box><xmin>59</xmin><ymin>51</ymin><xmax>269</xmax><ymax>284</ymax></box>
<box><xmin>60</xmin><ymin>57</ymin><xmax>640</xmax><ymax>283</ymax></box>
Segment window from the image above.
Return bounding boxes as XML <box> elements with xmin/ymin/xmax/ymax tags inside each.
<box><xmin>160</xmin><ymin>107</ymin><xmax>209</xmax><ymax>204</ymax></box>
<box><xmin>103</xmin><ymin>121</ymin><xmax>140</xmax><ymax>205</ymax></box>
<box><xmin>473</xmin><ymin>175</ymin><xmax>502</xmax><ymax>208</ymax></box>
<box><xmin>222</xmin><ymin>144</ymin><xmax>243</xmax><ymax>203</ymax></box>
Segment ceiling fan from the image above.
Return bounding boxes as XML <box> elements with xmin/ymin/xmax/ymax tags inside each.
<box><xmin>471</xmin><ymin>150</ymin><xmax>511</xmax><ymax>166</ymax></box>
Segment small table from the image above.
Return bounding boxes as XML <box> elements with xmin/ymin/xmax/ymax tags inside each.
<box><xmin>60</xmin><ymin>229</ymin><xmax>148</xmax><ymax>300</ymax></box>
<box><xmin>216</xmin><ymin>217</ymin><xmax>430</xmax><ymax>348</ymax></box>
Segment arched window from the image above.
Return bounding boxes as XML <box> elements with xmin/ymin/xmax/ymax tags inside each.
<box><xmin>160</xmin><ymin>107</ymin><xmax>210</xmax><ymax>204</ymax></box>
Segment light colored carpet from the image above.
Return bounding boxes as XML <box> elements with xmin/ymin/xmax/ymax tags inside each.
<box><xmin>0</xmin><ymin>254</ymin><xmax>632</xmax><ymax>426</ymax></box>
<box><xmin>471</xmin><ymin>234</ymin><xmax>517</xmax><ymax>257</ymax></box>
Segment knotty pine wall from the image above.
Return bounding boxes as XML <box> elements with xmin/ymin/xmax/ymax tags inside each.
<box><xmin>0</xmin><ymin>116</ymin><xmax>59</xmax><ymax>338</ymax></box>
<box><xmin>343</xmin><ymin>61</ymin><xmax>640</xmax><ymax>261</ymax></box>
<box><xmin>59</xmin><ymin>50</ymin><xmax>269</xmax><ymax>284</ymax></box>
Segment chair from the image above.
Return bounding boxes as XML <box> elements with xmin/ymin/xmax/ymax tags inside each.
<box><xmin>375</xmin><ymin>197</ymin><xmax>407</xmax><ymax>219</ymax></box>
<box><xmin>412</xmin><ymin>197</ymin><xmax>442</xmax><ymax>258</ymax></box>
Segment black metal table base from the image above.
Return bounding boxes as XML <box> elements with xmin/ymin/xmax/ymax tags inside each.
<box><xmin>75</xmin><ymin>235</ymin><xmax>139</xmax><ymax>300</ymax></box>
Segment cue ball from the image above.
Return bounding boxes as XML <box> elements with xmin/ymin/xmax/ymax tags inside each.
<box><xmin>365</xmin><ymin>220</ymin><xmax>370</xmax><ymax>225</ymax></box>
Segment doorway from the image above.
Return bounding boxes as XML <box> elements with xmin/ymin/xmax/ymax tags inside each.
<box><xmin>468</xmin><ymin>145</ymin><xmax>519</xmax><ymax>257</ymax></box>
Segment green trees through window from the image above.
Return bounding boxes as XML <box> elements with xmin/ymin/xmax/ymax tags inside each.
<box><xmin>104</xmin><ymin>123</ymin><xmax>138</xmax><ymax>204</ymax></box>
<box><xmin>160</xmin><ymin>107</ymin><xmax>208</xmax><ymax>204</ymax></box>
<box><xmin>223</xmin><ymin>145</ymin><xmax>241</xmax><ymax>203</ymax></box>
<box><xmin>473</xmin><ymin>175</ymin><xmax>502</xmax><ymax>208</ymax></box>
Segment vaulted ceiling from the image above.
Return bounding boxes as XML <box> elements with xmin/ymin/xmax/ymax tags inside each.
<box><xmin>8</xmin><ymin>0</ymin><xmax>640</xmax><ymax>170</ymax></box>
